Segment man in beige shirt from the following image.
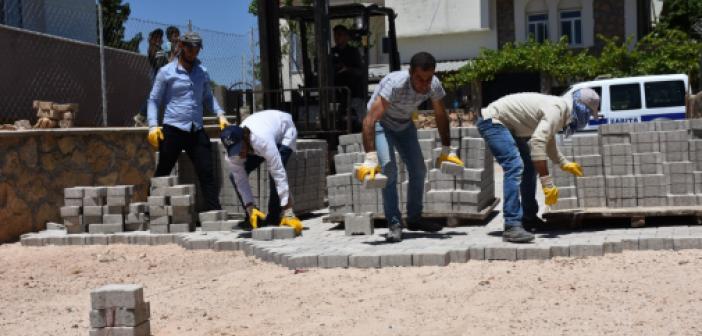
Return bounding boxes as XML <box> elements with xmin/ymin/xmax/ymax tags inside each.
<box><xmin>478</xmin><ymin>88</ymin><xmax>600</xmax><ymax>242</ymax></box>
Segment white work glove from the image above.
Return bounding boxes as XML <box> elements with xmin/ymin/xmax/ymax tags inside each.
<box><xmin>436</xmin><ymin>145</ymin><xmax>464</xmax><ymax>167</ymax></box>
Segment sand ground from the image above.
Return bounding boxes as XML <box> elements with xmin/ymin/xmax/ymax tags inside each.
<box><xmin>2</xmin><ymin>243</ymin><xmax>702</xmax><ymax>336</ymax></box>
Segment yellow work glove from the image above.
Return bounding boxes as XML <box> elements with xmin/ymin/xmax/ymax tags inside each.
<box><xmin>218</xmin><ymin>115</ymin><xmax>230</xmax><ymax>130</ymax></box>
<box><xmin>147</xmin><ymin>127</ymin><xmax>164</xmax><ymax>149</ymax></box>
<box><xmin>355</xmin><ymin>152</ymin><xmax>381</xmax><ymax>182</ymax></box>
<box><xmin>246</xmin><ymin>204</ymin><xmax>266</xmax><ymax>229</ymax></box>
<box><xmin>435</xmin><ymin>146</ymin><xmax>464</xmax><ymax>168</ymax></box>
<box><xmin>540</xmin><ymin>175</ymin><xmax>559</xmax><ymax>206</ymax></box>
<box><xmin>280</xmin><ymin>208</ymin><xmax>303</xmax><ymax>235</ymax></box>
<box><xmin>561</xmin><ymin>161</ymin><xmax>584</xmax><ymax>177</ymax></box>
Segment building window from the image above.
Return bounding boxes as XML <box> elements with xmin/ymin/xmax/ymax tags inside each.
<box><xmin>527</xmin><ymin>14</ymin><xmax>548</xmax><ymax>42</ymax></box>
<box><xmin>560</xmin><ymin>10</ymin><xmax>582</xmax><ymax>46</ymax></box>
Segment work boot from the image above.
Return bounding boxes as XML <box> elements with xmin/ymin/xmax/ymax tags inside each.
<box><xmin>386</xmin><ymin>220</ymin><xmax>403</xmax><ymax>243</ymax></box>
<box><xmin>523</xmin><ymin>216</ymin><xmax>548</xmax><ymax>232</ymax></box>
<box><xmin>502</xmin><ymin>226</ymin><xmax>535</xmax><ymax>243</ymax></box>
<box><xmin>406</xmin><ymin>219</ymin><xmax>443</xmax><ymax>233</ymax></box>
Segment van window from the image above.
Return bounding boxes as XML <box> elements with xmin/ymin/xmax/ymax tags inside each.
<box><xmin>644</xmin><ymin>80</ymin><xmax>685</xmax><ymax>108</ymax></box>
<box><xmin>610</xmin><ymin>83</ymin><xmax>641</xmax><ymax>111</ymax></box>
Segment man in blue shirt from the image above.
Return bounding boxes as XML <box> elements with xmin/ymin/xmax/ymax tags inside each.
<box><xmin>147</xmin><ymin>31</ymin><xmax>230</xmax><ymax>211</ymax></box>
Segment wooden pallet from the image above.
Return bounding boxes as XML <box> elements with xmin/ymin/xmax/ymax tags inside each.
<box><xmin>323</xmin><ymin>197</ymin><xmax>500</xmax><ymax>227</ymax></box>
<box><xmin>543</xmin><ymin>206</ymin><xmax>702</xmax><ymax>228</ymax></box>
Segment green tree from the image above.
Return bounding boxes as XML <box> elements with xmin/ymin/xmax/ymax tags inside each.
<box><xmin>658</xmin><ymin>0</ymin><xmax>702</xmax><ymax>37</ymax></box>
<box><xmin>98</xmin><ymin>0</ymin><xmax>142</xmax><ymax>52</ymax></box>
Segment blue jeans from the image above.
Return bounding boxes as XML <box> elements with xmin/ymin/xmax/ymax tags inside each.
<box><xmin>375</xmin><ymin>122</ymin><xmax>426</xmax><ymax>225</ymax></box>
<box><xmin>476</xmin><ymin>118</ymin><xmax>538</xmax><ymax>228</ymax></box>
<box><xmin>229</xmin><ymin>145</ymin><xmax>293</xmax><ymax>226</ymax></box>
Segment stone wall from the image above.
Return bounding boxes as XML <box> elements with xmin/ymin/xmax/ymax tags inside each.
<box><xmin>593</xmin><ymin>0</ymin><xmax>626</xmax><ymax>52</ymax></box>
<box><xmin>496</xmin><ymin>0</ymin><xmax>515</xmax><ymax>48</ymax></box>
<box><xmin>0</xmin><ymin>128</ymin><xmax>154</xmax><ymax>243</ymax></box>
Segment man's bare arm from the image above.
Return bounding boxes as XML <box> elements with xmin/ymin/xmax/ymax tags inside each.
<box><xmin>362</xmin><ymin>96</ymin><xmax>389</xmax><ymax>152</ymax></box>
<box><xmin>533</xmin><ymin>160</ymin><xmax>549</xmax><ymax>177</ymax></box>
<box><xmin>432</xmin><ymin>99</ymin><xmax>450</xmax><ymax>147</ymax></box>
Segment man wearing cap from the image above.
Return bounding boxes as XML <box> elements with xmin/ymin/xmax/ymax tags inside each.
<box><xmin>220</xmin><ymin>110</ymin><xmax>303</xmax><ymax>234</ymax></box>
<box><xmin>356</xmin><ymin>52</ymin><xmax>464</xmax><ymax>243</ymax></box>
<box><xmin>477</xmin><ymin>88</ymin><xmax>601</xmax><ymax>243</ymax></box>
<box><xmin>147</xmin><ymin>31</ymin><xmax>230</xmax><ymax>211</ymax></box>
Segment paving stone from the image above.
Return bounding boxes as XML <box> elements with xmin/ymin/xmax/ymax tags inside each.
<box><xmin>469</xmin><ymin>246</ymin><xmax>486</xmax><ymax>260</ymax></box>
<box><xmin>673</xmin><ymin>237</ymin><xmax>702</xmax><ymax>250</ymax></box>
<box><xmin>603</xmin><ymin>241</ymin><xmax>623</xmax><ymax>254</ymax></box>
<box><xmin>47</xmin><ymin>236</ymin><xmax>67</xmax><ymax>246</ymax></box>
<box><xmin>569</xmin><ymin>244</ymin><xmax>604</xmax><ymax>257</ymax></box>
<box><xmin>349</xmin><ymin>253</ymin><xmax>380</xmax><ymax>268</ymax></box>
<box><xmin>89</xmin><ymin>224</ymin><xmax>123</xmax><ymax>234</ymax></box>
<box><xmin>448</xmin><ymin>248</ymin><xmax>469</xmax><ymax>263</ymax></box>
<box><xmin>318</xmin><ymin>253</ymin><xmax>350</xmax><ymax>268</ymax></box>
<box><xmin>361</xmin><ymin>173</ymin><xmax>388</xmax><ymax>189</ymax></box>
<box><xmin>379</xmin><ymin>252</ymin><xmax>413</xmax><ymax>267</ymax></box>
<box><xmin>91</xmin><ymin>284</ymin><xmax>144</xmax><ymax>309</ymax></box>
<box><xmin>67</xmin><ymin>235</ymin><xmax>86</xmax><ymax>246</ymax></box>
<box><xmin>89</xmin><ymin>321</ymin><xmax>150</xmax><ymax>336</ymax></box>
<box><xmin>344</xmin><ymin>212</ymin><xmax>374</xmax><ymax>236</ymax></box>
<box><xmin>90</xmin><ymin>302</ymin><xmax>150</xmax><ymax>328</ymax></box>
<box><xmin>252</xmin><ymin>227</ymin><xmax>274</xmax><ymax>241</ymax></box>
<box><xmin>412</xmin><ymin>250</ymin><xmax>450</xmax><ymax>266</ymax></box>
<box><xmin>287</xmin><ymin>254</ymin><xmax>319</xmax><ymax>269</ymax></box>
<box><xmin>103</xmin><ymin>214</ymin><xmax>124</xmax><ymax>224</ymax></box>
<box><xmin>213</xmin><ymin>239</ymin><xmax>239</xmax><ymax>251</ymax></box>
<box><xmin>149</xmin><ymin>224</ymin><xmax>169</xmax><ymax>234</ymax></box>
<box><xmin>440</xmin><ymin>161</ymin><xmax>464</xmax><ymax>175</ymax></box>
<box><xmin>199</xmin><ymin>210</ymin><xmax>227</xmax><ymax>222</ymax></box>
<box><xmin>201</xmin><ymin>221</ymin><xmax>226</xmax><ymax>232</ymax></box>
<box><xmin>516</xmin><ymin>247</ymin><xmax>551</xmax><ymax>260</ymax></box>
<box><xmin>272</xmin><ymin>227</ymin><xmax>296</xmax><ymax>239</ymax></box>
<box><xmin>169</xmin><ymin>223</ymin><xmax>192</xmax><ymax>233</ymax></box>
<box><xmin>485</xmin><ymin>246</ymin><xmax>517</xmax><ymax>261</ymax></box>
<box><xmin>638</xmin><ymin>237</ymin><xmax>674</xmax><ymax>250</ymax></box>
<box><xmin>550</xmin><ymin>245</ymin><xmax>570</xmax><ymax>257</ymax></box>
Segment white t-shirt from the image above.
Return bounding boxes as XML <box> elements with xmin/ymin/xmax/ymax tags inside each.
<box><xmin>227</xmin><ymin>110</ymin><xmax>298</xmax><ymax>207</ymax></box>
<box><xmin>367</xmin><ymin>70</ymin><xmax>445</xmax><ymax>131</ymax></box>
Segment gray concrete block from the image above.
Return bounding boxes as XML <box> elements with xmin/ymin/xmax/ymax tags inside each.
<box><xmin>86</xmin><ymin>235</ymin><xmax>109</xmax><ymax>245</ymax></box>
<box><xmin>106</xmin><ymin>185</ymin><xmax>132</xmax><ymax>197</ymax></box>
<box><xmin>90</xmin><ymin>284</ymin><xmax>144</xmax><ymax>309</ymax></box>
<box><xmin>550</xmin><ymin>245</ymin><xmax>570</xmax><ymax>257</ymax></box>
<box><xmin>440</xmin><ymin>161</ymin><xmax>464</xmax><ymax>176</ymax></box>
<box><xmin>469</xmin><ymin>246</ymin><xmax>485</xmax><ymax>260</ymax></box>
<box><xmin>252</xmin><ymin>227</ymin><xmax>274</xmax><ymax>241</ymax></box>
<box><xmin>149</xmin><ymin>224</ymin><xmax>169</xmax><ymax>234</ymax></box>
<box><xmin>638</xmin><ymin>237</ymin><xmax>673</xmax><ymax>250</ymax></box>
<box><xmin>103</xmin><ymin>205</ymin><xmax>125</xmax><ymax>215</ymax></box>
<box><xmin>349</xmin><ymin>253</ymin><xmax>380</xmax><ymax>268</ymax></box>
<box><xmin>147</xmin><ymin>196</ymin><xmax>168</xmax><ymax>206</ymax></box>
<box><xmin>89</xmin><ymin>321</ymin><xmax>150</xmax><ymax>336</ymax></box>
<box><xmin>413</xmin><ymin>250</ymin><xmax>450</xmax><ymax>267</ymax></box>
<box><xmin>151</xmin><ymin>176</ymin><xmax>176</xmax><ymax>187</ymax></box>
<box><xmin>379</xmin><ymin>253</ymin><xmax>413</xmax><ymax>267</ymax></box>
<box><xmin>569</xmin><ymin>244</ymin><xmax>604</xmax><ymax>257</ymax></box>
<box><xmin>128</xmin><ymin>203</ymin><xmax>147</xmax><ymax>214</ymax></box>
<box><xmin>64</xmin><ymin>198</ymin><xmax>83</xmax><ymax>207</ymax></box>
<box><xmin>272</xmin><ymin>227</ymin><xmax>296</xmax><ymax>239</ymax></box>
<box><xmin>83</xmin><ymin>206</ymin><xmax>103</xmax><ymax>217</ymax></box>
<box><xmin>170</xmin><ymin>195</ymin><xmax>194</xmax><ymax>206</ymax></box>
<box><xmin>66</xmin><ymin>234</ymin><xmax>86</xmax><ymax>246</ymax></box>
<box><xmin>603</xmin><ymin>241</ymin><xmax>623</xmax><ymax>254</ymax></box>
<box><xmin>361</xmin><ymin>173</ymin><xmax>388</xmax><ymax>189</ymax></box>
<box><xmin>485</xmin><ymin>246</ymin><xmax>517</xmax><ymax>261</ymax></box>
<box><xmin>64</xmin><ymin>187</ymin><xmax>84</xmax><ymax>199</ymax></box>
<box><xmin>318</xmin><ymin>253</ymin><xmax>350</xmax><ymax>268</ymax></box>
<box><xmin>148</xmin><ymin>205</ymin><xmax>168</xmax><ymax>217</ymax></box>
<box><xmin>150</xmin><ymin>215</ymin><xmax>170</xmax><ymax>225</ymax></box>
<box><xmin>84</xmin><ymin>187</ymin><xmax>107</xmax><ymax>198</ymax></box>
<box><xmin>46</xmin><ymin>222</ymin><xmax>66</xmax><ymax>231</ymax></box>
<box><xmin>107</xmin><ymin>196</ymin><xmax>129</xmax><ymax>207</ymax></box>
<box><xmin>516</xmin><ymin>247</ymin><xmax>551</xmax><ymax>260</ymax></box>
<box><xmin>448</xmin><ymin>248</ymin><xmax>469</xmax><ymax>263</ymax></box>
<box><xmin>344</xmin><ymin>212</ymin><xmax>374</xmax><ymax>236</ymax></box>
<box><xmin>60</xmin><ymin>206</ymin><xmax>81</xmax><ymax>217</ymax></box>
<box><xmin>89</xmin><ymin>224</ymin><xmax>123</xmax><ymax>234</ymax></box>
<box><xmin>673</xmin><ymin>237</ymin><xmax>702</xmax><ymax>250</ymax></box>
<box><xmin>286</xmin><ymin>254</ymin><xmax>318</xmax><ymax>269</ymax></box>
<box><xmin>213</xmin><ymin>239</ymin><xmax>239</xmax><ymax>251</ymax></box>
<box><xmin>169</xmin><ymin>223</ymin><xmax>192</xmax><ymax>233</ymax></box>
<box><xmin>103</xmin><ymin>214</ymin><xmax>124</xmax><ymax>224</ymax></box>
<box><xmin>199</xmin><ymin>210</ymin><xmax>227</xmax><ymax>222</ymax></box>
<box><xmin>90</xmin><ymin>302</ymin><xmax>149</xmax><ymax>328</ymax></box>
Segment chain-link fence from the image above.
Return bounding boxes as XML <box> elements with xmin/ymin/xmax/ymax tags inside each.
<box><xmin>0</xmin><ymin>0</ymin><xmax>257</xmax><ymax>127</ymax></box>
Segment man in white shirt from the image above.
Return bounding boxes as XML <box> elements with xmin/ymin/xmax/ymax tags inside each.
<box><xmin>356</xmin><ymin>52</ymin><xmax>464</xmax><ymax>242</ymax></box>
<box><xmin>220</xmin><ymin>110</ymin><xmax>302</xmax><ymax>234</ymax></box>
<box><xmin>478</xmin><ymin>88</ymin><xmax>600</xmax><ymax>242</ymax></box>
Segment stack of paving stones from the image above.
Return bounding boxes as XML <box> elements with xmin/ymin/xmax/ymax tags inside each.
<box><xmin>327</xmin><ymin>127</ymin><xmax>495</xmax><ymax>220</ymax></box>
<box><xmin>148</xmin><ymin>176</ymin><xmax>197</xmax><ymax>233</ymax></box>
<box><xmin>548</xmin><ymin>119</ymin><xmax>702</xmax><ymax>211</ymax></box>
<box><xmin>61</xmin><ymin>186</ymin><xmax>137</xmax><ymax>234</ymax></box>
<box><xmin>199</xmin><ymin>210</ymin><xmax>237</xmax><ymax>232</ymax></box>
<box><xmin>90</xmin><ymin>284</ymin><xmax>150</xmax><ymax>336</ymax></box>
<box><xmin>177</xmin><ymin>139</ymin><xmax>327</xmax><ymax>217</ymax></box>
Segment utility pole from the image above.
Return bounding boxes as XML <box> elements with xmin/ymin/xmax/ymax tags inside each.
<box><xmin>97</xmin><ymin>1</ymin><xmax>108</xmax><ymax>126</ymax></box>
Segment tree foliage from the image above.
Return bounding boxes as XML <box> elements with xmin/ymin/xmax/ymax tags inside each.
<box><xmin>99</xmin><ymin>0</ymin><xmax>142</xmax><ymax>52</ymax></box>
<box><xmin>444</xmin><ymin>29</ymin><xmax>702</xmax><ymax>90</ymax></box>
<box><xmin>658</xmin><ymin>0</ymin><xmax>702</xmax><ymax>37</ymax></box>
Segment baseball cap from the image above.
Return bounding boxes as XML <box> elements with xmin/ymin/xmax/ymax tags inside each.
<box><xmin>220</xmin><ymin>125</ymin><xmax>244</xmax><ymax>158</ymax></box>
<box><xmin>179</xmin><ymin>31</ymin><xmax>203</xmax><ymax>49</ymax></box>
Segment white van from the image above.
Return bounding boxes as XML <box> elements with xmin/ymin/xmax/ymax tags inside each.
<box><xmin>563</xmin><ymin>74</ymin><xmax>690</xmax><ymax>131</ymax></box>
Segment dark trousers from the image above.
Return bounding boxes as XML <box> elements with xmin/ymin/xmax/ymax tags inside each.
<box><xmin>155</xmin><ymin>124</ymin><xmax>221</xmax><ymax>211</ymax></box>
<box><xmin>229</xmin><ymin>145</ymin><xmax>292</xmax><ymax>226</ymax></box>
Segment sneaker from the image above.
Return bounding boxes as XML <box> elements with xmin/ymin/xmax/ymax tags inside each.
<box><xmin>523</xmin><ymin>217</ymin><xmax>547</xmax><ymax>232</ymax></box>
<box><xmin>406</xmin><ymin>219</ymin><xmax>442</xmax><ymax>233</ymax></box>
<box><xmin>386</xmin><ymin>220</ymin><xmax>403</xmax><ymax>242</ymax></box>
<box><xmin>502</xmin><ymin>226</ymin><xmax>535</xmax><ymax>243</ymax></box>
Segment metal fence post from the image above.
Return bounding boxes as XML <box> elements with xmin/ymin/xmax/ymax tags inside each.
<box><xmin>97</xmin><ymin>1</ymin><xmax>108</xmax><ymax>126</ymax></box>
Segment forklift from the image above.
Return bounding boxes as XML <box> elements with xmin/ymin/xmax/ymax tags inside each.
<box><xmin>255</xmin><ymin>0</ymin><xmax>401</xmax><ymax>140</ymax></box>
